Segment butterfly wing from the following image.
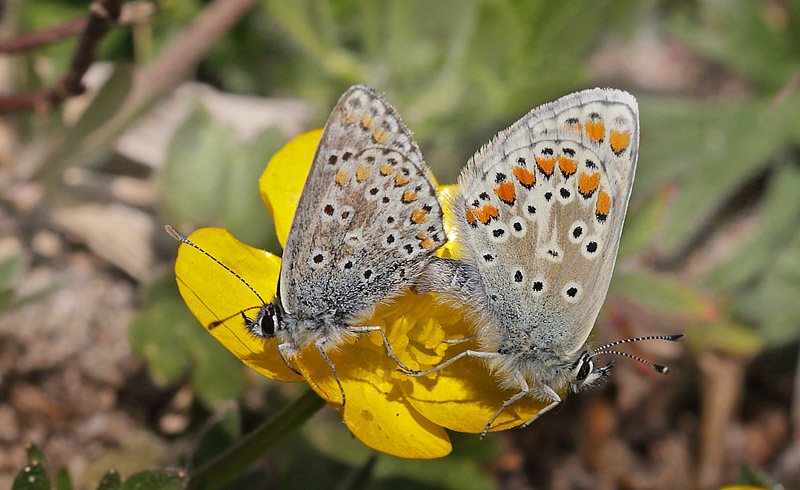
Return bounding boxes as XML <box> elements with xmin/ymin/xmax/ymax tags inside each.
<box><xmin>279</xmin><ymin>86</ymin><xmax>446</xmax><ymax>320</ymax></box>
<box><xmin>455</xmin><ymin>88</ymin><xmax>639</xmax><ymax>357</ymax></box>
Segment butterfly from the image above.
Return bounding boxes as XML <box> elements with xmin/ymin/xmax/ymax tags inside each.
<box><xmin>168</xmin><ymin>85</ymin><xmax>447</xmax><ymax>407</ymax></box>
<box><xmin>410</xmin><ymin>88</ymin><xmax>682</xmax><ymax>437</ymax></box>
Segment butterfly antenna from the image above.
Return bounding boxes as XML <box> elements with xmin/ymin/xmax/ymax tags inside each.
<box><xmin>592</xmin><ymin>349</ymin><xmax>670</xmax><ymax>374</ymax></box>
<box><xmin>208</xmin><ymin>306</ymin><xmax>263</xmax><ymax>329</ymax></box>
<box><xmin>593</xmin><ymin>334</ymin><xmax>683</xmax><ymax>353</ymax></box>
<box><xmin>165</xmin><ymin>225</ymin><xmax>266</xmax><ymax>306</ymax></box>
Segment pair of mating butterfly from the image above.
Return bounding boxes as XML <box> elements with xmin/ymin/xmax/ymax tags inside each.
<box><xmin>168</xmin><ymin>85</ymin><xmax>681</xmax><ymax>438</ymax></box>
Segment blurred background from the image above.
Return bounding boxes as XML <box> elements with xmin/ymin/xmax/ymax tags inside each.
<box><xmin>1</xmin><ymin>0</ymin><xmax>799</xmax><ymax>488</ymax></box>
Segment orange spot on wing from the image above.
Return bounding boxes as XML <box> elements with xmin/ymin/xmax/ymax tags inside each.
<box><xmin>335</xmin><ymin>171</ymin><xmax>349</xmax><ymax>187</ymax></box>
<box><xmin>380</xmin><ymin>164</ymin><xmax>393</xmax><ymax>176</ymax></box>
<box><xmin>395</xmin><ymin>172</ymin><xmax>411</xmax><ymax>186</ymax></box>
<box><xmin>513</xmin><ymin>166</ymin><xmax>535</xmax><ymax>188</ymax></box>
<box><xmin>535</xmin><ymin>157</ymin><xmax>556</xmax><ymax>176</ymax></box>
<box><xmin>402</xmin><ymin>191</ymin><xmax>419</xmax><ymax>203</ymax></box>
<box><xmin>558</xmin><ymin>156</ymin><xmax>577</xmax><ymax>177</ymax></box>
<box><xmin>345</xmin><ymin>112</ymin><xmax>358</xmax><ymax>125</ymax></box>
<box><xmin>596</xmin><ymin>186</ymin><xmax>611</xmax><ymax>219</ymax></box>
<box><xmin>465</xmin><ymin>207</ymin><xmax>477</xmax><ymax>226</ymax></box>
<box><xmin>578</xmin><ymin>172</ymin><xmax>600</xmax><ymax>197</ymax></box>
<box><xmin>412</xmin><ymin>209</ymin><xmax>428</xmax><ymax>224</ymax></box>
<box><xmin>586</xmin><ymin>119</ymin><xmax>605</xmax><ymax>142</ymax></box>
<box><xmin>472</xmin><ymin>204</ymin><xmax>499</xmax><ymax>224</ymax></box>
<box><xmin>420</xmin><ymin>238</ymin><xmax>435</xmax><ymax>249</ymax></box>
<box><xmin>494</xmin><ymin>181</ymin><xmax>516</xmax><ymax>204</ymax></box>
<box><xmin>610</xmin><ymin>130</ymin><xmax>630</xmax><ymax>155</ymax></box>
<box><xmin>373</xmin><ymin>127</ymin><xmax>388</xmax><ymax>144</ymax></box>
<box><xmin>361</xmin><ymin>114</ymin><xmax>374</xmax><ymax>130</ymax></box>
<box><xmin>356</xmin><ymin>164</ymin><xmax>371</xmax><ymax>182</ymax></box>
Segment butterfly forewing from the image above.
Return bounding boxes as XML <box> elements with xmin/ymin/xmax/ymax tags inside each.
<box><xmin>455</xmin><ymin>89</ymin><xmax>639</xmax><ymax>356</ymax></box>
<box><xmin>280</xmin><ymin>86</ymin><xmax>446</xmax><ymax>318</ymax></box>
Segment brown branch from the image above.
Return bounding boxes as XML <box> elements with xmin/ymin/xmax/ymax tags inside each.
<box><xmin>0</xmin><ymin>18</ymin><xmax>88</xmax><ymax>54</ymax></box>
<box><xmin>0</xmin><ymin>0</ymin><xmax>124</xmax><ymax>114</ymax></box>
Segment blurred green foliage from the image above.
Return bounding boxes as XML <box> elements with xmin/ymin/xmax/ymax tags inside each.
<box><xmin>7</xmin><ymin>0</ymin><xmax>800</xmax><ymax>487</ymax></box>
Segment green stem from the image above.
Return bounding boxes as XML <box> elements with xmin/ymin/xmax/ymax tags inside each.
<box><xmin>187</xmin><ymin>389</ymin><xmax>326</xmax><ymax>490</ymax></box>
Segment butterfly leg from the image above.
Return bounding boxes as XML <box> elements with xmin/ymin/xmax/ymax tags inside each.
<box><xmin>442</xmin><ymin>335</ymin><xmax>476</xmax><ymax>344</ymax></box>
<box><xmin>277</xmin><ymin>343</ymin><xmax>302</xmax><ymax>376</ymax></box>
<box><xmin>481</xmin><ymin>372</ymin><xmax>529</xmax><ymax>439</ymax></box>
<box><xmin>316</xmin><ymin>338</ymin><xmax>346</xmax><ymax>408</ymax></box>
<box><xmin>347</xmin><ymin>325</ymin><xmax>415</xmax><ymax>374</ymax></box>
<box><xmin>404</xmin><ymin>350</ymin><xmax>500</xmax><ymax>377</ymax></box>
<box><xmin>519</xmin><ymin>384</ymin><xmax>562</xmax><ymax>428</ymax></box>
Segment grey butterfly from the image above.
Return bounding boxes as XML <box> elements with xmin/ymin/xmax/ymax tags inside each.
<box><xmin>410</xmin><ymin>88</ymin><xmax>681</xmax><ymax>436</ymax></box>
<box><xmin>169</xmin><ymin>85</ymin><xmax>446</xmax><ymax>406</ymax></box>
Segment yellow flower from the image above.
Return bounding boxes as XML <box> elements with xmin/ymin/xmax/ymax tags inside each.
<box><xmin>173</xmin><ymin>130</ymin><xmax>549</xmax><ymax>459</ymax></box>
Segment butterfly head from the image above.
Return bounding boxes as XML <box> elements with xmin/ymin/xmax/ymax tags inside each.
<box><xmin>568</xmin><ymin>349</ymin><xmax>613</xmax><ymax>393</ymax></box>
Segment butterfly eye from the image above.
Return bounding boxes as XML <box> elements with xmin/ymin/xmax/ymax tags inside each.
<box><xmin>575</xmin><ymin>358</ymin><xmax>593</xmax><ymax>381</ymax></box>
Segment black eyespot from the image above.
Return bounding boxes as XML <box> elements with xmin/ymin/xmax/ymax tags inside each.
<box><xmin>586</xmin><ymin>241</ymin><xmax>598</xmax><ymax>253</ymax></box>
<box><xmin>382</xmin><ymin>196</ymin><xmax>390</xmax><ymax>203</ymax></box>
<box><xmin>423</xmin><ymin>204</ymin><xmax>432</xmax><ymax>212</ymax></box>
<box><xmin>563</xmin><ymin>147</ymin><xmax>576</xmax><ymax>157</ymax></box>
<box><xmin>544</xmin><ymin>192</ymin><xmax>553</xmax><ymax>201</ymax></box>
<box><xmin>343</xmin><ymin>152</ymin><xmax>352</xmax><ymax>160</ymax></box>
<box><xmin>324</xmin><ymin>204</ymin><xmax>334</xmax><ymax>216</ymax></box>
<box><xmin>567</xmin><ymin>286</ymin><xmax>578</xmax><ymax>297</ymax></box>
<box><xmin>341</xmin><ymin>211</ymin><xmax>350</xmax><ymax>219</ymax></box>
<box><xmin>483</xmin><ymin>254</ymin><xmax>494</xmax><ymax>262</ymax></box>
<box><xmin>576</xmin><ymin>359</ymin><xmax>593</xmax><ymax>381</ymax></box>
<box><xmin>369</xmin><ymin>187</ymin><xmax>379</xmax><ymax>195</ymax></box>
<box><xmin>404</xmin><ymin>244</ymin><xmax>414</xmax><ymax>254</ymax></box>
<box><xmin>514</xmin><ymin>270</ymin><xmax>523</xmax><ymax>283</ymax></box>
<box><xmin>492</xmin><ymin>228</ymin><xmax>505</xmax><ymax>238</ymax></box>
<box><xmin>495</xmin><ymin>172</ymin><xmax>506</xmax><ymax>183</ymax></box>
<box><xmin>560</xmin><ymin>188</ymin><xmax>570</xmax><ymax>199</ymax></box>
<box><xmin>387</xmin><ymin>216</ymin><xmax>395</xmax><ymax>223</ymax></box>
<box><xmin>527</xmin><ymin>205</ymin><xmax>536</xmax><ymax>215</ymax></box>
<box><xmin>513</xmin><ymin>222</ymin><xmax>522</xmax><ymax>232</ymax></box>
<box><xmin>572</xmin><ymin>226</ymin><xmax>583</xmax><ymax>239</ymax></box>
<box><xmin>313</xmin><ymin>254</ymin><xmax>324</xmax><ymax>264</ymax></box>
<box><xmin>364</xmin><ymin>270</ymin><xmax>372</xmax><ymax>279</ymax></box>
<box><xmin>479</xmin><ymin>192</ymin><xmax>490</xmax><ymax>200</ymax></box>
<box><xmin>532</xmin><ymin>281</ymin><xmax>544</xmax><ymax>292</ymax></box>
<box><xmin>344</xmin><ymin>261</ymin><xmax>353</xmax><ymax>269</ymax></box>
<box><xmin>517</xmin><ymin>157</ymin><xmax>526</xmax><ymax>165</ymax></box>
<box><xmin>542</xmin><ymin>147</ymin><xmax>554</xmax><ymax>156</ymax></box>
<box><xmin>328</xmin><ymin>155</ymin><xmax>338</xmax><ymax>165</ymax></box>
<box><xmin>386</xmin><ymin>234</ymin><xmax>395</xmax><ymax>244</ymax></box>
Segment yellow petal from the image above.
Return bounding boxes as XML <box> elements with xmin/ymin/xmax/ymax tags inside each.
<box><xmin>173</xmin><ymin>227</ymin><xmax>302</xmax><ymax>382</ymax></box>
<box><xmin>260</xmin><ymin>130</ymin><xmax>324</xmax><ymax>248</ymax></box>
<box><xmin>401</xmin><ymin>342</ymin><xmax>550</xmax><ymax>433</ymax></box>
<box><xmin>436</xmin><ymin>184</ymin><xmax>461</xmax><ymax>259</ymax></box>
<box><xmin>289</xmin><ymin>296</ymin><xmax>452</xmax><ymax>458</ymax></box>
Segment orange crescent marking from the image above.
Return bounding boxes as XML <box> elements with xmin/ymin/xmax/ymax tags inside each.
<box><xmin>586</xmin><ymin>120</ymin><xmax>605</xmax><ymax>142</ymax></box>
<box><xmin>356</xmin><ymin>164</ymin><xmax>371</xmax><ymax>182</ymax></box>
<box><xmin>596</xmin><ymin>186</ymin><xmax>611</xmax><ymax>217</ymax></box>
<box><xmin>395</xmin><ymin>173</ymin><xmax>411</xmax><ymax>186</ymax></box>
<box><xmin>380</xmin><ymin>164</ymin><xmax>393</xmax><ymax>176</ymax></box>
<box><xmin>466</xmin><ymin>207</ymin><xmax>477</xmax><ymax>226</ymax></box>
<box><xmin>412</xmin><ymin>209</ymin><xmax>428</xmax><ymax>224</ymax></box>
<box><xmin>360</xmin><ymin>114</ymin><xmax>374</xmax><ymax>130</ymax></box>
<box><xmin>558</xmin><ymin>156</ymin><xmax>577</xmax><ymax>177</ymax></box>
<box><xmin>513</xmin><ymin>166</ymin><xmax>535</xmax><ymax>188</ymax></box>
<box><xmin>373</xmin><ymin>127</ymin><xmax>388</xmax><ymax>144</ymax></box>
<box><xmin>402</xmin><ymin>191</ymin><xmax>419</xmax><ymax>203</ymax></box>
<box><xmin>610</xmin><ymin>130</ymin><xmax>630</xmax><ymax>155</ymax></box>
<box><xmin>535</xmin><ymin>157</ymin><xmax>556</xmax><ymax>176</ymax></box>
<box><xmin>335</xmin><ymin>171</ymin><xmax>349</xmax><ymax>187</ymax></box>
<box><xmin>494</xmin><ymin>181</ymin><xmax>516</xmax><ymax>204</ymax></box>
<box><xmin>578</xmin><ymin>172</ymin><xmax>600</xmax><ymax>197</ymax></box>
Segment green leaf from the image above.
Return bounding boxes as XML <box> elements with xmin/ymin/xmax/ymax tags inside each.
<box><xmin>618</xmin><ymin>188</ymin><xmax>670</xmax><ymax>260</ymax></box>
<box><xmin>685</xmin><ymin>321</ymin><xmax>763</xmax><ymax>358</ymax></box>
<box><xmin>707</xmin><ymin>161</ymin><xmax>800</xmax><ymax>290</ymax></box>
<box><xmin>639</xmin><ymin>96</ymin><xmax>799</xmax><ymax>256</ymax></box>
<box><xmin>220</xmin><ymin>126</ymin><xmax>284</xmax><ymax>249</ymax></box>
<box><xmin>129</xmin><ymin>274</ymin><xmax>246</xmax><ymax>404</ymax></box>
<box><xmin>62</xmin><ymin>65</ymin><xmax>134</xmax><ymax>162</ymax></box>
<box><xmin>610</xmin><ymin>270</ymin><xmax>714</xmax><ymax>318</ymax></box>
<box><xmin>189</xmin><ymin>407</ymin><xmax>241</xmax><ymax>472</ymax></box>
<box><xmin>12</xmin><ymin>461</ymin><xmax>50</xmax><ymax>490</ymax></box>
<box><xmin>121</xmin><ymin>471</ymin><xmax>184</xmax><ymax>490</ymax></box>
<box><xmin>96</xmin><ymin>469</ymin><xmax>123</xmax><ymax>490</ymax></box>
<box><xmin>736</xmin><ymin>230</ymin><xmax>800</xmax><ymax>345</ymax></box>
<box><xmin>55</xmin><ymin>468</ymin><xmax>73</xmax><ymax>490</ymax></box>
<box><xmin>160</xmin><ymin>102</ymin><xmax>237</xmax><ymax>228</ymax></box>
